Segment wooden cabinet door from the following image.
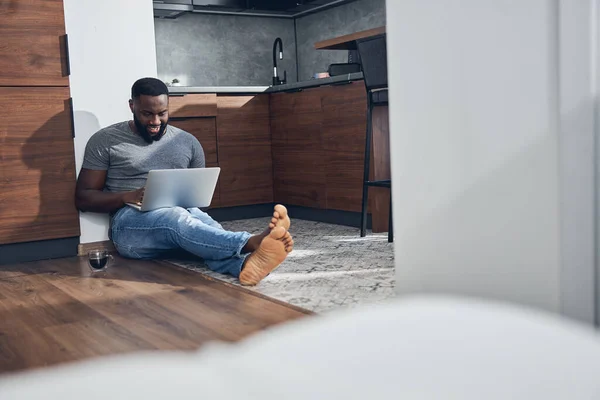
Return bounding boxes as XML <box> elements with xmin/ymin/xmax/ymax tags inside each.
<box><xmin>169</xmin><ymin>117</ymin><xmax>220</xmax><ymax>207</ymax></box>
<box><xmin>216</xmin><ymin>95</ymin><xmax>273</xmax><ymax>207</ymax></box>
<box><xmin>321</xmin><ymin>82</ymin><xmax>368</xmax><ymax>212</ymax></box>
<box><xmin>0</xmin><ymin>87</ymin><xmax>80</xmax><ymax>244</ymax></box>
<box><xmin>0</xmin><ymin>0</ymin><xmax>70</xmax><ymax>86</ymax></box>
<box><xmin>270</xmin><ymin>89</ymin><xmax>326</xmax><ymax>209</ymax></box>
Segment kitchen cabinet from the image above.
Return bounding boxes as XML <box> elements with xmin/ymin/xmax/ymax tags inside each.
<box><xmin>0</xmin><ymin>0</ymin><xmax>69</xmax><ymax>86</ymax></box>
<box><xmin>216</xmin><ymin>95</ymin><xmax>273</xmax><ymax>207</ymax></box>
<box><xmin>166</xmin><ymin>82</ymin><xmax>385</xmax><ymax>229</ymax></box>
<box><xmin>270</xmin><ymin>88</ymin><xmax>326</xmax><ymax>209</ymax></box>
<box><xmin>321</xmin><ymin>83</ymin><xmax>367</xmax><ymax>212</ymax></box>
<box><xmin>0</xmin><ymin>87</ymin><xmax>80</xmax><ymax>244</ymax></box>
<box><xmin>270</xmin><ymin>82</ymin><xmax>367</xmax><ymax>212</ymax></box>
<box><xmin>0</xmin><ymin>0</ymin><xmax>81</xmax><ymax>255</ymax></box>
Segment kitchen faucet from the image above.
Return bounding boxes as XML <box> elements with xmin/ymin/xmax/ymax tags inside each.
<box><xmin>272</xmin><ymin>37</ymin><xmax>286</xmax><ymax>86</ymax></box>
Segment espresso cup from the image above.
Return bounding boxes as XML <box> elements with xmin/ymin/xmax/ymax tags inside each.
<box><xmin>88</xmin><ymin>250</ymin><xmax>113</xmax><ymax>272</ymax></box>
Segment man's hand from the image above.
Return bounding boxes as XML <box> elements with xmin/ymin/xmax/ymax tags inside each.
<box><xmin>123</xmin><ymin>187</ymin><xmax>145</xmax><ymax>205</ymax></box>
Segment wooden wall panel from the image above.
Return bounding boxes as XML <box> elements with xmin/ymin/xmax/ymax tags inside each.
<box><xmin>0</xmin><ymin>0</ymin><xmax>69</xmax><ymax>86</ymax></box>
<box><xmin>0</xmin><ymin>87</ymin><xmax>80</xmax><ymax>244</ymax></box>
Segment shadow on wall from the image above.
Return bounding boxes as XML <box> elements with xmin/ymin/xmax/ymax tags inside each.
<box><xmin>17</xmin><ymin>101</ymin><xmax>81</xmax><ymax>243</ymax></box>
<box><xmin>72</xmin><ymin>110</ymin><xmax>113</xmax><ymax>244</ymax></box>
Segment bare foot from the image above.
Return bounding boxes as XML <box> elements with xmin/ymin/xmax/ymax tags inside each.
<box><xmin>242</xmin><ymin>204</ymin><xmax>292</xmax><ymax>253</ymax></box>
<box><xmin>269</xmin><ymin>204</ymin><xmax>291</xmax><ymax>231</ymax></box>
<box><xmin>240</xmin><ymin>227</ymin><xmax>290</xmax><ymax>286</ymax></box>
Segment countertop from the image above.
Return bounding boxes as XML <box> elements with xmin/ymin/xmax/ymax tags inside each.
<box><xmin>167</xmin><ymin>72</ymin><xmax>364</xmax><ymax>95</ymax></box>
<box><xmin>314</xmin><ymin>26</ymin><xmax>386</xmax><ymax>50</ymax></box>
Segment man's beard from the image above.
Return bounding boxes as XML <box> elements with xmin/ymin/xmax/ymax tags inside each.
<box><xmin>133</xmin><ymin>114</ymin><xmax>168</xmax><ymax>144</ymax></box>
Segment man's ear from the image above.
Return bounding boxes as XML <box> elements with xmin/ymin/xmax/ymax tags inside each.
<box><xmin>128</xmin><ymin>99</ymin><xmax>134</xmax><ymax>113</ymax></box>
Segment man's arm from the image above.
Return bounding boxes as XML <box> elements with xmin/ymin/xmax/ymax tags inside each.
<box><xmin>75</xmin><ymin>168</ymin><xmax>144</xmax><ymax>213</ymax></box>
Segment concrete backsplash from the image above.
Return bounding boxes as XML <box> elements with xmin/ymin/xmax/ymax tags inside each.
<box><xmin>155</xmin><ymin>13</ymin><xmax>297</xmax><ymax>87</ymax></box>
<box><xmin>154</xmin><ymin>0</ymin><xmax>385</xmax><ymax>86</ymax></box>
<box><xmin>295</xmin><ymin>0</ymin><xmax>386</xmax><ymax>81</ymax></box>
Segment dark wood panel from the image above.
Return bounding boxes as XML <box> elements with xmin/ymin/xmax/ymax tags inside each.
<box><xmin>321</xmin><ymin>83</ymin><xmax>368</xmax><ymax>212</ymax></box>
<box><xmin>325</xmin><ymin>151</ymin><xmax>365</xmax><ymax>212</ymax></box>
<box><xmin>314</xmin><ymin>26</ymin><xmax>386</xmax><ymax>50</ymax></box>
<box><xmin>321</xmin><ymin>83</ymin><xmax>367</xmax><ymax>152</ymax></box>
<box><xmin>272</xmin><ymin>148</ymin><xmax>326</xmax><ymax>208</ymax></box>
<box><xmin>217</xmin><ymin>95</ymin><xmax>273</xmax><ymax>207</ymax></box>
<box><xmin>270</xmin><ymin>89</ymin><xmax>326</xmax><ymax>208</ymax></box>
<box><xmin>0</xmin><ymin>256</ymin><xmax>309</xmax><ymax>374</ymax></box>
<box><xmin>371</xmin><ymin>106</ymin><xmax>391</xmax><ymax>232</ymax></box>
<box><xmin>169</xmin><ymin>94</ymin><xmax>217</xmax><ymax>117</ymax></box>
<box><xmin>270</xmin><ymin>89</ymin><xmax>323</xmax><ymax>145</ymax></box>
<box><xmin>0</xmin><ymin>87</ymin><xmax>80</xmax><ymax>244</ymax></box>
<box><xmin>0</xmin><ymin>0</ymin><xmax>69</xmax><ymax>86</ymax></box>
<box><xmin>169</xmin><ymin>118</ymin><xmax>218</xmax><ymax>164</ymax></box>
<box><xmin>218</xmin><ymin>145</ymin><xmax>274</xmax><ymax>207</ymax></box>
<box><xmin>217</xmin><ymin>95</ymin><xmax>271</xmax><ymax>145</ymax></box>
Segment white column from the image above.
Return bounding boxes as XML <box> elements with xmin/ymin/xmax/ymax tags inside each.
<box><xmin>63</xmin><ymin>0</ymin><xmax>158</xmax><ymax>244</ymax></box>
<box><xmin>387</xmin><ymin>0</ymin><xmax>598</xmax><ymax>324</ymax></box>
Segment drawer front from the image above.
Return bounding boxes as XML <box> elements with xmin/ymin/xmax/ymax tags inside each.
<box><xmin>169</xmin><ymin>94</ymin><xmax>217</xmax><ymax>117</ymax></box>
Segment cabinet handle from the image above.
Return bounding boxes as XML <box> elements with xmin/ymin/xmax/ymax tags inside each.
<box><xmin>69</xmin><ymin>97</ymin><xmax>75</xmax><ymax>139</ymax></box>
<box><xmin>61</xmin><ymin>34</ymin><xmax>71</xmax><ymax>77</ymax></box>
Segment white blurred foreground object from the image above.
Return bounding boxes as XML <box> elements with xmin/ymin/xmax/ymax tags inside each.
<box><xmin>2</xmin><ymin>296</ymin><xmax>600</xmax><ymax>399</ymax></box>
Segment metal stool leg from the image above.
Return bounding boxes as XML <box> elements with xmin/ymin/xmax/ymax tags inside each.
<box><xmin>360</xmin><ymin>93</ymin><xmax>373</xmax><ymax>237</ymax></box>
<box><xmin>388</xmin><ymin>188</ymin><xmax>393</xmax><ymax>242</ymax></box>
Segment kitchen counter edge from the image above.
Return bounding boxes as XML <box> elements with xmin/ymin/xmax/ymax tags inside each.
<box><xmin>168</xmin><ymin>72</ymin><xmax>364</xmax><ymax>95</ymax></box>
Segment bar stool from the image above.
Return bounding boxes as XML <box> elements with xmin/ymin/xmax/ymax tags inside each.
<box><xmin>356</xmin><ymin>33</ymin><xmax>392</xmax><ymax>243</ymax></box>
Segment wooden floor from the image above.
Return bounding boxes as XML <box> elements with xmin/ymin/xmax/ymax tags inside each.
<box><xmin>0</xmin><ymin>255</ymin><xmax>311</xmax><ymax>374</ymax></box>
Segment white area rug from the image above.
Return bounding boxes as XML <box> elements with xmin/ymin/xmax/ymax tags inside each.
<box><xmin>166</xmin><ymin>218</ymin><xmax>395</xmax><ymax>313</ymax></box>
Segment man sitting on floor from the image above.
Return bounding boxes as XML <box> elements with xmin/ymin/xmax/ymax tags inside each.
<box><xmin>75</xmin><ymin>77</ymin><xmax>293</xmax><ymax>286</ymax></box>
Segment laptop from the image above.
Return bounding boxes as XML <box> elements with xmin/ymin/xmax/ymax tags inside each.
<box><xmin>126</xmin><ymin>167</ymin><xmax>220</xmax><ymax>212</ymax></box>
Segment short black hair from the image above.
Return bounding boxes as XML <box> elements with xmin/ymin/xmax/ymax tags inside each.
<box><xmin>131</xmin><ymin>77</ymin><xmax>169</xmax><ymax>99</ymax></box>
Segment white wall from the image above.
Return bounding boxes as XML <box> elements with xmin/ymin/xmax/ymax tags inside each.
<box><xmin>387</xmin><ymin>0</ymin><xmax>597</xmax><ymax>323</ymax></box>
<box><xmin>63</xmin><ymin>0</ymin><xmax>158</xmax><ymax>244</ymax></box>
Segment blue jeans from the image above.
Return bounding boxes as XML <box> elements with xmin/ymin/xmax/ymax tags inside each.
<box><xmin>110</xmin><ymin>206</ymin><xmax>252</xmax><ymax>277</ymax></box>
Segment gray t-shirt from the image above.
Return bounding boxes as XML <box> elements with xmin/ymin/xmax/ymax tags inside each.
<box><xmin>82</xmin><ymin>121</ymin><xmax>205</xmax><ymax>193</ymax></box>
